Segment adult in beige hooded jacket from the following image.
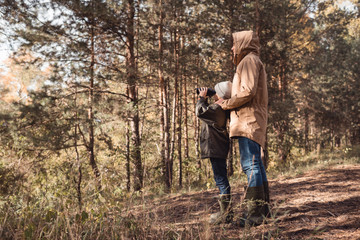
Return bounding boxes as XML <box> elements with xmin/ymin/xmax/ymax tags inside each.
<box><xmin>219</xmin><ymin>31</ymin><xmax>268</xmax><ymax>148</ymax></box>
<box><xmin>218</xmin><ymin>30</ymin><xmax>270</xmax><ymax>227</ymax></box>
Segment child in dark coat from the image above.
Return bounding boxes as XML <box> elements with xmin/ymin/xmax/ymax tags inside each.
<box><xmin>195</xmin><ymin>81</ymin><xmax>232</xmax><ymax>224</ymax></box>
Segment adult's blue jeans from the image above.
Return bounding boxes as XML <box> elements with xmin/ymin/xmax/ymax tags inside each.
<box><xmin>210</xmin><ymin>158</ymin><xmax>231</xmax><ymax>195</ymax></box>
<box><xmin>238</xmin><ymin>137</ymin><xmax>268</xmax><ymax>187</ymax></box>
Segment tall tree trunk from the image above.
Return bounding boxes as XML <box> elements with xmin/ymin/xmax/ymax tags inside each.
<box><xmin>169</xmin><ymin>28</ymin><xmax>179</xmax><ymax>190</ymax></box>
<box><xmin>126</xmin><ymin>0</ymin><xmax>142</xmax><ymax>191</ymax></box>
<box><xmin>158</xmin><ymin>0</ymin><xmax>171</xmax><ymax>191</ymax></box>
<box><xmin>126</xmin><ymin>124</ymin><xmax>131</xmax><ymax>191</ymax></box>
<box><xmin>177</xmin><ymin>92</ymin><xmax>182</xmax><ymax>188</ymax></box>
<box><xmin>194</xmin><ymin>57</ymin><xmax>201</xmax><ymax>182</ymax></box>
<box><xmin>169</xmin><ymin>93</ymin><xmax>177</xmax><ymax>188</ymax></box>
<box><xmin>174</xmin><ymin>23</ymin><xmax>182</xmax><ymax>188</ymax></box>
<box><xmin>177</xmin><ymin>39</ymin><xmax>182</xmax><ymax>188</ymax></box>
<box><xmin>74</xmin><ymin>87</ymin><xmax>82</xmax><ymax>211</ymax></box>
<box><xmin>88</xmin><ymin>24</ymin><xmax>101</xmax><ymax>185</ymax></box>
<box><xmin>277</xmin><ymin>59</ymin><xmax>289</xmax><ymax>164</ymax></box>
<box><xmin>181</xmin><ymin>37</ymin><xmax>188</xmax><ymax>188</ymax></box>
<box><xmin>125</xmin><ymin>90</ymin><xmax>131</xmax><ymax>191</ymax></box>
<box><xmin>304</xmin><ymin>109</ymin><xmax>310</xmax><ymax>153</ymax></box>
<box><xmin>192</xmin><ymin>85</ymin><xmax>202</xmax><ymax>182</ymax></box>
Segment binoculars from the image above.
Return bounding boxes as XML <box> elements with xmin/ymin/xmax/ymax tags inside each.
<box><xmin>195</xmin><ymin>88</ymin><xmax>216</xmax><ymax>97</ymax></box>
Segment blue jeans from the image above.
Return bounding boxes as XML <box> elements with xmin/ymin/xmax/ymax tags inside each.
<box><xmin>238</xmin><ymin>137</ymin><xmax>268</xmax><ymax>187</ymax></box>
<box><xmin>210</xmin><ymin>158</ymin><xmax>231</xmax><ymax>195</ymax></box>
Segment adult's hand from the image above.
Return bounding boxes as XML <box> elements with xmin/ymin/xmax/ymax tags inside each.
<box><xmin>215</xmin><ymin>97</ymin><xmax>224</xmax><ymax>105</ymax></box>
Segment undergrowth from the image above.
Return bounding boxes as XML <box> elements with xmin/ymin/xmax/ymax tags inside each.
<box><xmin>266</xmin><ymin>145</ymin><xmax>360</xmax><ymax>180</ymax></box>
<box><xmin>0</xmin><ymin>146</ymin><xmax>359</xmax><ymax>239</ymax></box>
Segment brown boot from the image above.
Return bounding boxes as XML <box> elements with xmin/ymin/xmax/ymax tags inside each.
<box><xmin>238</xmin><ymin>186</ymin><xmax>266</xmax><ymax>227</ymax></box>
<box><xmin>209</xmin><ymin>194</ymin><xmax>233</xmax><ymax>224</ymax></box>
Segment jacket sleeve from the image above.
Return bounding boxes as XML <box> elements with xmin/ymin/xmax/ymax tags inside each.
<box><xmin>196</xmin><ymin>97</ymin><xmax>220</xmax><ymax>125</ymax></box>
<box><xmin>220</xmin><ymin>56</ymin><xmax>260</xmax><ymax>110</ymax></box>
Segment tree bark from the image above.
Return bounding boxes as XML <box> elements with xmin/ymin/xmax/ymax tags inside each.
<box><xmin>88</xmin><ymin>23</ymin><xmax>101</xmax><ymax>186</ymax></box>
<box><xmin>169</xmin><ymin>92</ymin><xmax>177</xmax><ymax>189</ymax></box>
<box><xmin>126</xmin><ymin>0</ymin><xmax>142</xmax><ymax>191</ymax></box>
<box><xmin>169</xmin><ymin>27</ymin><xmax>179</xmax><ymax>190</ymax></box>
<box><xmin>125</xmin><ymin>94</ymin><xmax>131</xmax><ymax>191</ymax></box>
<box><xmin>304</xmin><ymin>109</ymin><xmax>310</xmax><ymax>153</ymax></box>
<box><xmin>174</xmin><ymin>22</ymin><xmax>182</xmax><ymax>188</ymax></box>
<box><xmin>177</xmin><ymin>92</ymin><xmax>182</xmax><ymax>188</ymax></box>
<box><xmin>74</xmin><ymin>87</ymin><xmax>82</xmax><ymax>211</ymax></box>
<box><xmin>158</xmin><ymin>0</ymin><xmax>171</xmax><ymax>191</ymax></box>
<box><xmin>181</xmin><ymin>37</ymin><xmax>188</xmax><ymax>188</ymax></box>
<box><xmin>193</xmin><ymin>74</ymin><xmax>201</xmax><ymax>182</ymax></box>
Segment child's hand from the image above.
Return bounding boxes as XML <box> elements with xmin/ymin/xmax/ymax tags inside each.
<box><xmin>198</xmin><ymin>87</ymin><xmax>208</xmax><ymax>98</ymax></box>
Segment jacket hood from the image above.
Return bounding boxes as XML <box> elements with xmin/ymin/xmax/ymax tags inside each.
<box><xmin>232</xmin><ymin>31</ymin><xmax>260</xmax><ymax>64</ymax></box>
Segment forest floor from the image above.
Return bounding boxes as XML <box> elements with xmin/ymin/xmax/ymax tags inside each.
<box><xmin>129</xmin><ymin>163</ymin><xmax>360</xmax><ymax>240</ymax></box>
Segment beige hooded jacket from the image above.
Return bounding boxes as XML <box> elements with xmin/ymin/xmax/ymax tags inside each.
<box><xmin>219</xmin><ymin>31</ymin><xmax>268</xmax><ymax>148</ymax></box>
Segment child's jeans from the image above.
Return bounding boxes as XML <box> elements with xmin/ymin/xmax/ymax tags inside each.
<box><xmin>210</xmin><ymin>158</ymin><xmax>231</xmax><ymax>195</ymax></box>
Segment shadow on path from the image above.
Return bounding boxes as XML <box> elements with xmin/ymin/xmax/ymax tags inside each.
<box><xmin>134</xmin><ymin>165</ymin><xmax>360</xmax><ymax>239</ymax></box>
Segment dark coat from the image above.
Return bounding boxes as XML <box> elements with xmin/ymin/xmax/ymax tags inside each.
<box><xmin>196</xmin><ymin>97</ymin><xmax>230</xmax><ymax>159</ymax></box>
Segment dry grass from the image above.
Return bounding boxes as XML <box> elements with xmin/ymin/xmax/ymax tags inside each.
<box><xmin>1</xmin><ymin>149</ymin><xmax>359</xmax><ymax>239</ymax></box>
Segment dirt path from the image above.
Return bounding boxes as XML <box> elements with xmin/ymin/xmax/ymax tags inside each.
<box><xmin>132</xmin><ymin>164</ymin><xmax>360</xmax><ymax>239</ymax></box>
